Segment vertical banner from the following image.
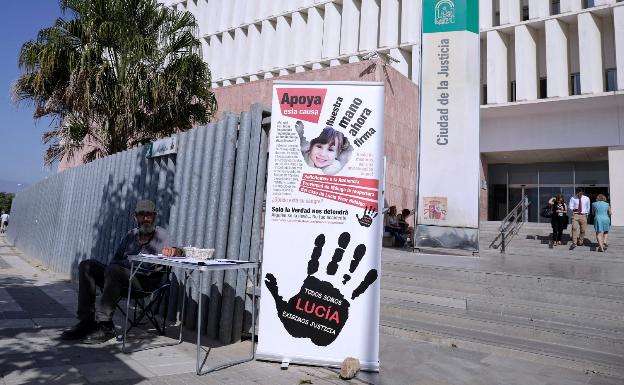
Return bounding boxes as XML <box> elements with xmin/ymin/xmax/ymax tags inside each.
<box><xmin>257</xmin><ymin>81</ymin><xmax>384</xmax><ymax>371</ymax></box>
<box><xmin>415</xmin><ymin>0</ymin><xmax>480</xmax><ymax>251</ymax></box>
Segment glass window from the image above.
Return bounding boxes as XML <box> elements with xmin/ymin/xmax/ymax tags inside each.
<box><xmin>522</xmin><ymin>6</ymin><xmax>529</xmax><ymax>21</ymax></box>
<box><xmin>606</xmin><ymin>69</ymin><xmax>617</xmax><ymax>92</ymax></box>
<box><xmin>575</xmin><ymin>161</ymin><xmax>609</xmax><ymax>185</ymax></box>
<box><xmin>509</xmin><ymin>164</ymin><xmax>538</xmax><ymax>185</ymax></box>
<box><xmin>482</xmin><ymin>84</ymin><xmax>488</xmax><ymax>105</ymax></box>
<box><xmin>570</xmin><ymin>73</ymin><xmax>581</xmax><ymax>95</ymax></box>
<box><xmin>510</xmin><ymin>80</ymin><xmax>516</xmax><ymax>102</ymax></box>
<box><xmin>539</xmin><ymin>77</ymin><xmax>547</xmax><ymax>99</ymax></box>
<box><xmin>539</xmin><ymin>163</ymin><xmax>573</xmax><ymax>185</ymax></box>
<box><xmin>488</xmin><ymin>164</ymin><xmax>508</xmax><ymax>184</ymax></box>
<box><xmin>551</xmin><ymin>0</ymin><xmax>560</xmax><ymax>15</ymax></box>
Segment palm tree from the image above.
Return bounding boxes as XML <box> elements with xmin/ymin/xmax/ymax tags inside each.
<box><xmin>14</xmin><ymin>0</ymin><xmax>217</xmax><ymax>165</ymax></box>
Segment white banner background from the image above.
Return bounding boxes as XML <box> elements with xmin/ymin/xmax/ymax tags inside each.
<box><xmin>257</xmin><ymin>81</ymin><xmax>384</xmax><ymax>370</ymax></box>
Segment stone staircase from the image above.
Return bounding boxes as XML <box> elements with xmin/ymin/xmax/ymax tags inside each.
<box><xmin>379</xmin><ymin>222</ymin><xmax>624</xmax><ymax>379</ymax></box>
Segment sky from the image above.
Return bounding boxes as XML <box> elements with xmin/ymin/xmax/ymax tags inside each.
<box><xmin>0</xmin><ymin>1</ymin><xmax>63</xmax><ymax>187</ymax></box>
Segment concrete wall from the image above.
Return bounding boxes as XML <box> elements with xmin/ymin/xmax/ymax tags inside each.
<box><xmin>165</xmin><ymin>0</ymin><xmax>422</xmax><ymax>87</ymax></box>
<box><xmin>608</xmin><ymin>146</ymin><xmax>624</xmax><ymax>226</ymax></box>
<box><xmin>212</xmin><ymin>60</ymin><xmax>419</xmax><ymax>211</ymax></box>
<box><xmin>481</xmin><ymin>93</ymin><xmax>624</xmax><ymax>152</ymax></box>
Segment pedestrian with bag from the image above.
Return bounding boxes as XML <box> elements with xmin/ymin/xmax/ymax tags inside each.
<box><xmin>548</xmin><ymin>194</ymin><xmax>568</xmax><ymax>246</ymax></box>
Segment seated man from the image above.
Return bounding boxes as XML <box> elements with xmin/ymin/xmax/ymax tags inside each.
<box><xmin>61</xmin><ymin>199</ymin><xmax>183</xmax><ymax>344</ymax></box>
<box><xmin>397</xmin><ymin>208</ymin><xmax>414</xmax><ymax>245</ymax></box>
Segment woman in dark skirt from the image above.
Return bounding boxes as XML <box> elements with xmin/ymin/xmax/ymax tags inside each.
<box><xmin>549</xmin><ymin>194</ymin><xmax>568</xmax><ymax>246</ymax></box>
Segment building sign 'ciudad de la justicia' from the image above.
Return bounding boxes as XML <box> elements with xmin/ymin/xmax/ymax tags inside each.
<box><xmin>416</xmin><ymin>0</ymin><xmax>480</xmax><ymax>252</ymax></box>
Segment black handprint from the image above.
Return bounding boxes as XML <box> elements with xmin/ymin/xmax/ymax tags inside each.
<box><xmin>356</xmin><ymin>206</ymin><xmax>378</xmax><ymax>227</ymax></box>
<box><xmin>264</xmin><ymin>232</ymin><xmax>378</xmax><ymax>346</ymax></box>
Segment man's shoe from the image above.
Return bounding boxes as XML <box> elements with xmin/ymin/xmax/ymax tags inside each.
<box><xmin>82</xmin><ymin>322</ymin><xmax>116</xmax><ymax>344</ymax></box>
<box><xmin>60</xmin><ymin>319</ymin><xmax>97</xmax><ymax>340</ymax></box>
<box><xmin>569</xmin><ymin>243</ymin><xmax>576</xmax><ymax>250</ymax></box>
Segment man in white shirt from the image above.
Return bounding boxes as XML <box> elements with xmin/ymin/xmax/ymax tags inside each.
<box><xmin>569</xmin><ymin>188</ymin><xmax>590</xmax><ymax>249</ymax></box>
<box><xmin>0</xmin><ymin>212</ymin><xmax>9</xmax><ymax>234</ymax></box>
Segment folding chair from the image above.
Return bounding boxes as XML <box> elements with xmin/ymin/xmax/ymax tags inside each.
<box><xmin>117</xmin><ymin>266</ymin><xmax>172</xmax><ymax>335</ymax></box>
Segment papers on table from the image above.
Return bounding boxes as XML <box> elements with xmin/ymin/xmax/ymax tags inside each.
<box><xmin>137</xmin><ymin>254</ymin><xmax>248</xmax><ymax>266</ymax></box>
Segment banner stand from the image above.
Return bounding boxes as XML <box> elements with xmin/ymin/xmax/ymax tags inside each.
<box><xmin>257</xmin><ymin>80</ymin><xmax>384</xmax><ymax>371</ymax></box>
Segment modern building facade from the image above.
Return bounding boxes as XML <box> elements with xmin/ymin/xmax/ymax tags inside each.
<box><xmin>156</xmin><ymin>0</ymin><xmax>624</xmax><ymax>225</ymax></box>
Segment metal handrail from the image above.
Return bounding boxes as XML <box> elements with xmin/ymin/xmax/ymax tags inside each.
<box><xmin>489</xmin><ymin>195</ymin><xmax>530</xmax><ymax>253</ymax></box>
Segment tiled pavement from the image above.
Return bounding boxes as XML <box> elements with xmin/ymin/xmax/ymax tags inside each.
<box><xmin>0</xmin><ymin>238</ymin><xmax>368</xmax><ymax>385</ymax></box>
<box><xmin>1</xmin><ymin>236</ymin><xmax>622</xmax><ymax>385</ymax></box>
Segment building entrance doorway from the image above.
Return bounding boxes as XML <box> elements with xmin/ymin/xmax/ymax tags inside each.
<box><xmin>509</xmin><ymin>185</ymin><xmax>537</xmax><ymax>223</ymax></box>
<box><xmin>487</xmin><ymin>161</ymin><xmax>610</xmax><ymax>223</ymax></box>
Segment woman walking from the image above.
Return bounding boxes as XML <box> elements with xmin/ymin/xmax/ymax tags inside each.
<box><xmin>549</xmin><ymin>194</ymin><xmax>568</xmax><ymax>246</ymax></box>
<box><xmin>592</xmin><ymin>194</ymin><xmax>612</xmax><ymax>252</ymax></box>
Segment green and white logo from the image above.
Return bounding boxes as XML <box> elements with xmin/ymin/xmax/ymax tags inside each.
<box><xmin>435</xmin><ymin>0</ymin><xmax>456</xmax><ymax>25</ymax></box>
<box><xmin>423</xmin><ymin>0</ymin><xmax>478</xmax><ymax>34</ymax></box>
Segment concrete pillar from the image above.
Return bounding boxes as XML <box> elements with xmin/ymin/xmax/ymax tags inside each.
<box><xmin>218</xmin><ymin>0</ymin><xmax>233</xmax><ymax>32</ymax></box>
<box><xmin>243</xmin><ymin>0</ymin><xmax>259</xmax><ymax>25</ymax></box>
<box><xmin>233</xmin><ymin>27</ymin><xmax>247</xmax><ymax>77</ymax></box>
<box><xmin>508</xmin><ymin>0</ymin><xmax>522</xmax><ymax>24</ymax></box>
<box><xmin>411</xmin><ymin>44</ymin><xmax>420</xmax><ymax>85</ymax></box>
<box><xmin>232</xmin><ymin>0</ymin><xmax>245</xmax><ymax>27</ymax></box>
<box><xmin>221</xmin><ymin>31</ymin><xmax>235</xmax><ymax>79</ymax></box>
<box><xmin>359</xmin><ymin>0</ymin><xmax>380</xmax><ymax>51</ymax></box>
<box><xmin>499</xmin><ymin>0</ymin><xmax>510</xmax><ymax>25</ymax></box>
<box><xmin>614</xmin><ymin>5</ymin><xmax>624</xmax><ymax>90</ymax></box>
<box><xmin>205</xmin><ymin>0</ymin><xmax>217</xmax><ymax>35</ymax></box>
<box><xmin>529</xmin><ymin>0</ymin><xmax>550</xmax><ymax>19</ymax></box>
<box><xmin>480</xmin><ymin>0</ymin><xmax>493</xmax><ymax>28</ymax></box>
<box><xmin>486</xmin><ymin>30</ymin><xmax>509</xmax><ymax>104</ymax></box>
<box><xmin>246</xmin><ymin>23</ymin><xmax>262</xmax><ymax>75</ymax></box>
<box><xmin>322</xmin><ymin>2</ymin><xmax>342</xmax><ymax>59</ymax></box>
<box><xmin>578</xmin><ymin>12</ymin><xmax>604</xmax><ymax>94</ymax></box>
<box><xmin>306</xmin><ymin>6</ymin><xmax>324</xmax><ymax>64</ymax></box>
<box><xmin>545</xmin><ymin>19</ymin><xmax>570</xmax><ymax>97</ymax></box>
<box><xmin>379</xmin><ymin>0</ymin><xmax>399</xmax><ymax>48</ymax></box>
<box><xmin>401</xmin><ymin>0</ymin><xmax>420</xmax><ymax>45</ymax></box>
<box><xmin>608</xmin><ymin>146</ymin><xmax>624</xmax><ymax>226</ymax></box>
<box><xmin>208</xmin><ymin>35</ymin><xmax>222</xmax><ymax>81</ymax></box>
<box><xmin>561</xmin><ymin>0</ymin><xmax>583</xmax><ymax>13</ymax></box>
<box><xmin>340</xmin><ymin>0</ymin><xmax>361</xmax><ymax>56</ymax></box>
<box><xmin>275</xmin><ymin>16</ymin><xmax>291</xmax><ymax>69</ymax></box>
<box><xmin>290</xmin><ymin>12</ymin><xmax>306</xmax><ymax>67</ymax></box>
<box><xmin>515</xmin><ymin>25</ymin><xmax>538</xmax><ymax>101</ymax></box>
<box><xmin>200</xmin><ymin>37</ymin><xmax>210</xmax><ymax>69</ymax></box>
<box><xmin>258</xmin><ymin>1</ymin><xmax>272</xmax><ymax>20</ymax></box>
<box><xmin>594</xmin><ymin>0</ymin><xmax>616</xmax><ymax>6</ymax></box>
<box><xmin>261</xmin><ymin>19</ymin><xmax>277</xmax><ymax>72</ymax></box>
<box><xmin>390</xmin><ymin>47</ymin><xmax>410</xmax><ymax>78</ymax></box>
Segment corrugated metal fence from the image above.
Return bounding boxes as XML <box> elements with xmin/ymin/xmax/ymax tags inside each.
<box><xmin>7</xmin><ymin>104</ymin><xmax>270</xmax><ymax>344</ymax></box>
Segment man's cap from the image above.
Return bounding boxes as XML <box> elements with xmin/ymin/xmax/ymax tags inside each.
<box><xmin>135</xmin><ymin>199</ymin><xmax>156</xmax><ymax>213</ymax></box>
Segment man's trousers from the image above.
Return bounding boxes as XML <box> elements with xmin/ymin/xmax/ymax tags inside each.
<box><xmin>77</xmin><ymin>259</ymin><xmax>160</xmax><ymax>322</ymax></box>
<box><xmin>571</xmin><ymin>213</ymin><xmax>588</xmax><ymax>245</ymax></box>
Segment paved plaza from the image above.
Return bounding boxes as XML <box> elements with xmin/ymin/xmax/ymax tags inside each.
<box><xmin>1</xmin><ymin>235</ymin><xmax>621</xmax><ymax>385</ymax></box>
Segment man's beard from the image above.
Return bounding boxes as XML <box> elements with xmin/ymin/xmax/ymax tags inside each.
<box><xmin>139</xmin><ymin>223</ymin><xmax>156</xmax><ymax>235</ymax></box>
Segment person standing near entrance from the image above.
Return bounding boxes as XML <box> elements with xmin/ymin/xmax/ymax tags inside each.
<box><xmin>548</xmin><ymin>194</ymin><xmax>568</xmax><ymax>246</ymax></box>
<box><xmin>569</xmin><ymin>188</ymin><xmax>590</xmax><ymax>250</ymax></box>
<box><xmin>592</xmin><ymin>194</ymin><xmax>612</xmax><ymax>252</ymax></box>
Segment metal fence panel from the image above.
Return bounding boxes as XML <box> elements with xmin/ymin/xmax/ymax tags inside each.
<box><xmin>6</xmin><ymin>105</ymin><xmax>268</xmax><ymax>343</ymax></box>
